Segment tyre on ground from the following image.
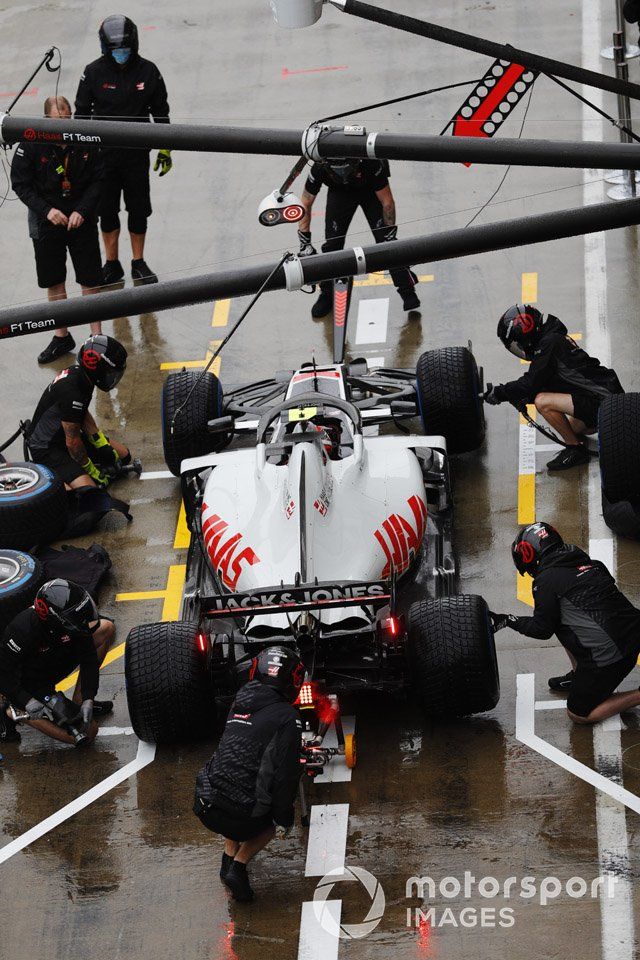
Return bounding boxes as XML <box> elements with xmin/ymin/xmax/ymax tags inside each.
<box><xmin>598</xmin><ymin>393</ymin><xmax>640</xmax><ymax>504</ymax></box>
<box><xmin>0</xmin><ymin>549</ymin><xmax>44</xmax><ymax>633</ymax></box>
<box><xmin>416</xmin><ymin>346</ymin><xmax>485</xmax><ymax>454</ymax></box>
<box><xmin>125</xmin><ymin>620</ymin><xmax>216</xmax><ymax>743</ymax></box>
<box><xmin>161</xmin><ymin>370</ymin><xmax>227</xmax><ymax>477</ymax></box>
<box><xmin>0</xmin><ymin>462</ymin><xmax>68</xmax><ymax>550</ymax></box>
<box><xmin>407</xmin><ymin>594</ymin><xmax>499</xmax><ymax>717</ymax></box>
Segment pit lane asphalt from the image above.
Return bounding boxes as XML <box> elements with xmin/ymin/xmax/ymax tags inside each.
<box><xmin>2</xmin><ymin>1</ymin><xmax>640</xmax><ymax>958</ymax></box>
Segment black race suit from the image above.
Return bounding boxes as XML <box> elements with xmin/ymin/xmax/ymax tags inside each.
<box><xmin>10</xmin><ymin>140</ymin><xmax>103</xmax><ymax>289</ymax></box>
<box><xmin>304</xmin><ymin>160</ymin><xmax>417</xmax><ymax>295</ymax></box>
<box><xmin>508</xmin><ymin>546</ymin><xmax>640</xmax><ymax>716</ymax></box>
<box><xmin>75</xmin><ymin>54</ymin><xmax>170</xmax><ymax>234</ymax></box>
<box><xmin>194</xmin><ymin>681</ymin><xmax>302</xmax><ymax>840</ymax></box>
<box><xmin>28</xmin><ymin>364</ymin><xmax>94</xmax><ymax>483</ymax></box>
<box><xmin>493</xmin><ymin>316</ymin><xmax>623</xmax><ymax>428</ymax></box>
<box><xmin>0</xmin><ymin>607</ymin><xmax>99</xmax><ymax>708</ymax></box>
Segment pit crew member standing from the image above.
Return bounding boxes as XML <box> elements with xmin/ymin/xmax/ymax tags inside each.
<box><xmin>10</xmin><ymin>96</ymin><xmax>104</xmax><ymax>365</ymax></box>
<box><xmin>75</xmin><ymin>14</ymin><xmax>171</xmax><ymax>286</ymax></box>
<box><xmin>0</xmin><ymin>579</ymin><xmax>115</xmax><ymax>745</ymax></box>
<box><xmin>297</xmin><ymin>158</ymin><xmax>420</xmax><ymax>317</ymax></box>
<box><xmin>28</xmin><ymin>334</ymin><xmax>130</xmax><ymax>489</ymax></box>
<box><xmin>194</xmin><ymin>646</ymin><xmax>304</xmax><ymax>903</ymax></box>
<box><xmin>484</xmin><ymin>305</ymin><xmax>624</xmax><ymax>470</ymax></box>
<box><xmin>491</xmin><ymin>523</ymin><xmax>640</xmax><ymax>724</ymax></box>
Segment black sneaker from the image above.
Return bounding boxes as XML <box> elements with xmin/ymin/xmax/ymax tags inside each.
<box><xmin>547</xmin><ymin>444</ymin><xmax>590</xmax><ymax>471</ymax></box>
<box><xmin>0</xmin><ymin>709</ymin><xmax>20</xmax><ymax>743</ymax></box>
<box><xmin>548</xmin><ymin>670</ymin><xmax>574</xmax><ymax>691</ymax></box>
<box><xmin>220</xmin><ymin>852</ymin><xmax>234</xmax><ymax>882</ymax></box>
<box><xmin>223</xmin><ymin>861</ymin><xmax>255</xmax><ymax>902</ymax></box>
<box><xmin>93</xmin><ymin>700</ymin><xmax>114</xmax><ymax>717</ymax></box>
<box><xmin>37</xmin><ymin>333</ymin><xmax>76</xmax><ymax>364</ymax></box>
<box><xmin>311</xmin><ymin>289</ymin><xmax>333</xmax><ymax>318</ymax></box>
<box><xmin>399</xmin><ymin>287</ymin><xmax>421</xmax><ymax>311</ymax></box>
<box><xmin>103</xmin><ymin>259</ymin><xmax>125</xmax><ymax>285</ymax></box>
<box><xmin>131</xmin><ymin>259</ymin><xmax>158</xmax><ymax>284</ymax></box>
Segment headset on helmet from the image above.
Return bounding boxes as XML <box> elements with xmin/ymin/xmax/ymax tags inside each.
<box><xmin>99</xmin><ymin>14</ymin><xmax>139</xmax><ymax>61</ymax></box>
<box><xmin>511</xmin><ymin>522</ymin><xmax>564</xmax><ymax>576</ymax></box>
<box><xmin>249</xmin><ymin>645</ymin><xmax>305</xmax><ymax>701</ymax></box>
<box><xmin>78</xmin><ymin>334</ymin><xmax>127</xmax><ymax>391</ymax></box>
<box><xmin>34</xmin><ymin>579</ymin><xmax>99</xmax><ymax>635</ymax></box>
<box><xmin>497</xmin><ymin>304</ymin><xmax>544</xmax><ymax>360</ymax></box>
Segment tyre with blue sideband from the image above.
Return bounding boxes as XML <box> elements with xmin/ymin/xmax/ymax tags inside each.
<box><xmin>161</xmin><ymin>370</ymin><xmax>228</xmax><ymax>477</ymax></box>
<box><xmin>0</xmin><ymin>463</ymin><xmax>68</xmax><ymax>550</ymax></box>
<box><xmin>0</xmin><ymin>549</ymin><xmax>44</xmax><ymax>632</ymax></box>
<box><xmin>416</xmin><ymin>347</ymin><xmax>485</xmax><ymax>454</ymax></box>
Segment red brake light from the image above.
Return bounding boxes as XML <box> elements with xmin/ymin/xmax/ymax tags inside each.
<box><xmin>197</xmin><ymin>633</ymin><xmax>207</xmax><ymax>653</ymax></box>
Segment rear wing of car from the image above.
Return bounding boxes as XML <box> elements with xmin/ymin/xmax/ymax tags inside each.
<box><xmin>202</xmin><ymin>580</ymin><xmax>391</xmax><ymax>618</ymax></box>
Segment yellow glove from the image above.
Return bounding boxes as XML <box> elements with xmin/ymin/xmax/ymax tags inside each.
<box><xmin>154</xmin><ymin>149</ymin><xmax>172</xmax><ymax>177</ymax></box>
<box><xmin>88</xmin><ymin>429</ymin><xmax>120</xmax><ymax>467</ymax></box>
<box><xmin>83</xmin><ymin>458</ymin><xmax>110</xmax><ymax>488</ymax></box>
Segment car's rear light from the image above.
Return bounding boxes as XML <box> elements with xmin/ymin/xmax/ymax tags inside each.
<box><xmin>297</xmin><ymin>681</ymin><xmax>315</xmax><ymax>706</ymax></box>
<box><xmin>384</xmin><ymin>616</ymin><xmax>399</xmax><ymax>637</ymax></box>
<box><xmin>197</xmin><ymin>632</ymin><xmax>208</xmax><ymax>653</ymax></box>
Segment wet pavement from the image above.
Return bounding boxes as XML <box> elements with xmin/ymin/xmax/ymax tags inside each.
<box><xmin>2</xmin><ymin>0</ymin><xmax>640</xmax><ymax>957</ymax></box>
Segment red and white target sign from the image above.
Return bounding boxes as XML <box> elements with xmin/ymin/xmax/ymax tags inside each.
<box><xmin>450</xmin><ymin>59</ymin><xmax>537</xmax><ymax>143</ymax></box>
<box><xmin>283</xmin><ymin>204</ymin><xmax>304</xmax><ymax>222</ymax></box>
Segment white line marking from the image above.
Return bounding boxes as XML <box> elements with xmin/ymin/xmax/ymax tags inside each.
<box><xmin>366</xmin><ymin>356</ymin><xmax>385</xmax><ymax>367</ymax></box>
<box><xmin>96</xmin><ymin>726</ymin><xmax>135</xmax><ymax>737</ymax></box>
<box><xmin>0</xmin><ymin>739</ymin><xmax>156</xmax><ymax>866</ymax></box>
<box><xmin>515</xmin><ymin>674</ymin><xmax>640</xmax><ymax>814</ymax></box>
<box><xmin>535</xmin><ymin>443</ymin><xmax>564</xmax><ymax>453</ymax></box>
<box><xmin>298</xmin><ymin>900</ymin><xmax>341</xmax><ymax>960</ymax></box>
<box><xmin>140</xmin><ymin>470</ymin><xmax>174</xmax><ymax>481</ymax></box>
<box><xmin>589</xmin><ymin>537</ymin><xmax>614</xmax><ymax>572</ymax></box>
<box><xmin>305</xmin><ymin>803</ymin><xmax>350</xmax><ymax>877</ymax></box>
<box><xmin>535</xmin><ymin>699</ymin><xmax>568</xmax><ymax>711</ymax></box>
<box><xmin>315</xmin><ymin>716</ymin><xmax>356</xmax><ymax>783</ymax></box>
<box><xmin>355</xmin><ymin>298</ymin><xmax>389</xmax><ymax>344</ymax></box>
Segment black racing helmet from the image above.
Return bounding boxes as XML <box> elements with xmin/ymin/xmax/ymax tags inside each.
<box><xmin>78</xmin><ymin>335</ymin><xmax>127</xmax><ymax>391</ymax></box>
<box><xmin>511</xmin><ymin>522</ymin><xmax>564</xmax><ymax>576</ymax></box>
<box><xmin>34</xmin><ymin>579</ymin><xmax>99</xmax><ymax>635</ymax></box>
<box><xmin>250</xmin><ymin>646</ymin><xmax>305</xmax><ymax>701</ymax></box>
<box><xmin>497</xmin><ymin>304</ymin><xmax>544</xmax><ymax>360</ymax></box>
<box><xmin>99</xmin><ymin>14</ymin><xmax>139</xmax><ymax>60</ymax></box>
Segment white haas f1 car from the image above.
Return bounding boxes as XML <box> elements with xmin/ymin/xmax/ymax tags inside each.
<box><xmin>125</xmin><ymin>333</ymin><xmax>499</xmax><ymax>744</ymax></box>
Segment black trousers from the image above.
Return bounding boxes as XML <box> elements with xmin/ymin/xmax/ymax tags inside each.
<box><xmin>320</xmin><ymin>188</ymin><xmax>416</xmax><ymax>293</ymax></box>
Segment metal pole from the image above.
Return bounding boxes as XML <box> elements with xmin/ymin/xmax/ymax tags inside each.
<box><xmin>608</xmin><ymin>31</ymin><xmax>638</xmax><ymax>198</ymax></box>
<box><xmin>0</xmin><ymin>193</ymin><xmax>639</xmax><ymax>340</ymax></box>
<box><xmin>601</xmin><ymin>0</ymin><xmax>639</xmax><ymax>60</ymax></box>
<box><xmin>2</xmin><ymin>113</ymin><xmax>640</xmax><ymax>171</ymax></box>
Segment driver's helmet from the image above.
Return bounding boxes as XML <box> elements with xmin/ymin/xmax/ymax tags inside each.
<box><xmin>314</xmin><ymin>419</ymin><xmax>341</xmax><ymax>460</ymax></box>
<box><xmin>497</xmin><ymin>304</ymin><xmax>544</xmax><ymax>360</ymax></box>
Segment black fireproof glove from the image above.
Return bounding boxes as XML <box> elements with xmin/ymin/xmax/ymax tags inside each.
<box><xmin>489</xmin><ymin>611</ymin><xmax>518</xmax><ymax>632</ymax></box>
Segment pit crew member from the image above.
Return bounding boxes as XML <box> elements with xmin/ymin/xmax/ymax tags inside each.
<box><xmin>491</xmin><ymin>522</ymin><xmax>640</xmax><ymax>724</ymax></box>
<box><xmin>28</xmin><ymin>334</ymin><xmax>130</xmax><ymax>489</ymax></box>
<box><xmin>10</xmin><ymin>95</ymin><xmax>104</xmax><ymax>365</ymax></box>
<box><xmin>484</xmin><ymin>305</ymin><xmax>624</xmax><ymax>470</ymax></box>
<box><xmin>297</xmin><ymin>158</ymin><xmax>420</xmax><ymax>317</ymax></box>
<box><xmin>0</xmin><ymin>579</ymin><xmax>115</xmax><ymax>745</ymax></box>
<box><xmin>194</xmin><ymin>646</ymin><xmax>304</xmax><ymax>903</ymax></box>
<box><xmin>75</xmin><ymin>14</ymin><xmax>171</xmax><ymax>286</ymax></box>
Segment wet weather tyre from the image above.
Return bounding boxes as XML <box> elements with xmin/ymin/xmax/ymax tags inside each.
<box><xmin>125</xmin><ymin>620</ymin><xmax>216</xmax><ymax>743</ymax></box>
<box><xmin>161</xmin><ymin>370</ymin><xmax>226</xmax><ymax>477</ymax></box>
<box><xmin>416</xmin><ymin>347</ymin><xmax>485</xmax><ymax>454</ymax></box>
<box><xmin>0</xmin><ymin>550</ymin><xmax>44</xmax><ymax>633</ymax></box>
<box><xmin>407</xmin><ymin>594</ymin><xmax>499</xmax><ymax>717</ymax></box>
<box><xmin>599</xmin><ymin>393</ymin><xmax>640</xmax><ymax>503</ymax></box>
<box><xmin>0</xmin><ymin>463</ymin><xmax>68</xmax><ymax>550</ymax></box>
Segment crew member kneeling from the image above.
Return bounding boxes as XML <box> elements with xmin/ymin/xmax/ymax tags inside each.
<box><xmin>28</xmin><ymin>334</ymin><xmax>130</xmax><ymax>489</ymax></box>
<box><xmin>0</xmin><ymin>579</ymin><xmax>115</xmax><ymax>745</ymax></box>
<box><xmin>194</xmin><ymin>646</ymin><xmax>304</xmax><ymax>903</ymax></box>
<box><xmin>484</xmin><ymin>305</ymin><xmax>624</xmax><ymax>470</ymax></box>
<box><xmin>491</xmin><ymin>523</ymin><xmax>640</xmax><ymax>724</ymax></box>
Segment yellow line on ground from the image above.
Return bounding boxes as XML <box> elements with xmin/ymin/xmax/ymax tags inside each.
<box><xmin>212</xmin><ymin>299</ymin><xmax>230</xmax><ymax>327</ymax></box>
<box><xmin>173</xmin><ymin>501</ymin><xmax>191</xmax><ymax>549</ymax></box>
<box><xmin>517</xmin><ymin>472</ymin><xmax>536</xmax><ymax>525</ymax></box>
<box><xmin>160</xmin><ymin>348</ymin><xmax>221</xmax><ymax>374</ymax></box>
<box><xmin>353</xmin><ymin>272</ymin><xmax>434</xmax><ymax>287</ymax></box>
<box><xmin>161</xmin><ymin>564</ymin><xmax>186</xmax><ymax>621</ymax></box>
<box><xmin>521</xmin><ymin>272</ymin><xmax>538</xmax><ymax>302</ymax></box>
<box><xmin>115</xmin><ymin>589</ymin><xmax>167</xmax><ymax>601</ymax></box>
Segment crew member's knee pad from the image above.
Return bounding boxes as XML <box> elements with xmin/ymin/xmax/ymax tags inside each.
<box><xmin>128</xmin><ymin>213</ymin><xmax>148</xmax><ymax>235</ymax></box>
<box><xmin>100</xmin><ymin>213</ymin><xmax>121</xmax><ymax>234</ymax></box>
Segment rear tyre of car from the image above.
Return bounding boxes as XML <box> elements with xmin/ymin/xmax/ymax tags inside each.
<box><xmin>416</xmin><ymin>346</ymin><xmax>485</xmax><ymax>454</ymax></box>
<box><xmin>598</xmin><ymin>393</ymin><xmax>640</xmax><ymax>503</ymax></box>
<box><xmin>0</xmin><ymin>550</ymin><xmax>44</xmax><ymax>633</ymax></box>
<box><xmin>125</xmin><ymin>620</ymin><xmax>216</xmax><ymax>743</ymax></box>
<box><xmin>0</xmin><ymin>463</ymin><xmax>68</xmax><ymax>550</ymax></box>
<box><xmin>407</xmin><ymin>594</ymin><xmax>499</xmax><ymax>717</ymax></box>
<box><xmin>161</xmin><ymin>370</ymin><xmax>226</xmax><ymax>477</ymax></box>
